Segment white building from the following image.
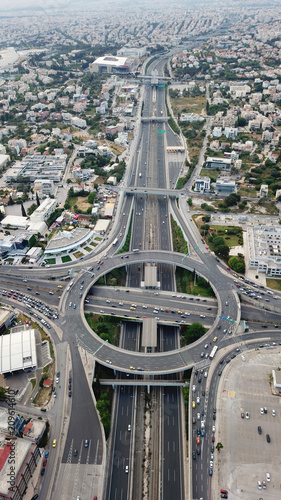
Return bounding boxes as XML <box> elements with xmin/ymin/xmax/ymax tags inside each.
<box><xmin>89</xmin><ymin>55</ymin><xmax>131</xmax><ymax>74</ymax></box>
<box><xmin>4</xmin><ymin>154</ymin><xmax>66</xmax><ymax>183</ymax></box>
<box><xmin>0</xmin><ymin>329</ymin><xmax>37</xmax><ymax>374</ymax></box>
<box><xmin>34</xmin><ymin>179</ymin><xmax>54</xmax><ymax>196</ymax></box>
<box><xmin>30</xmin><ymin>197</ymin><xmax>57</xmax><ymax>223</ymax></box>
<box><xmin>194</xmin><ymin>176</ymin><xmax>210</xmax><ymax>193</ymax></box>
<box><xmin>215</xmin><ymin>178</ymin><xmax>236</xmax><ymax>194</ymax></box>
<box><xmin>71</xmin><ymin>116</ymin><xmax>87</xmax><ymax>129</ymax></box>
<box><xmin>44</xmin><ymin>228</ymin><xmax>94</xmax><ymax>258</ymax></box>
<box><xmin>247</xmin><ymin>226</ymin><xmax>281</xmax><ymax>276</ymax></box>
<box><xmin>205</xmin><ymin>157</ymin><xmax>231</xmax><ymax>170</ymax></box>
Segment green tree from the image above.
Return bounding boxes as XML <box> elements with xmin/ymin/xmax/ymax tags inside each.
<box><xmin>27</xmin><ymin>203</ymin><xmax>37</xmax><ymax>216</ymax></box>
<box><xmin>187</xmin><ymin>197</ymin><xmax>193</xmax><ymax>207</ymax></box>
<box><xmin>36</xmin><ymin>192</ymin><xmax>40</xmax><ymax>207</ymax></box>
<box><xmin>0</xmin><ymin>387</ymin><xmax>7</xmax><ymax>400</ymax></box>
<box><xmin>21</xmin><ymin>203</ymin><xmax>27</xmax><ymax>217</ymax></box>
<box><xmin>216</xmin><ymin>442</ymin><xmax>224</xmax><ymax>452</ymax></box>
<box><xmin>214</xmin><ymin>245</ymin><xmax>230</xmax><ymax>258</ymax></box>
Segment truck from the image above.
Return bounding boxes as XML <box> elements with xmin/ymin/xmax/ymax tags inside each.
<box><xmin>113</xmin><ymin>237</ymin><xmax>118</xmax><ymax>245</ymax></box>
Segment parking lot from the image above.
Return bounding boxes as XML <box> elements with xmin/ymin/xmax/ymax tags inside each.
<box><xmin>214</xmin><ymin>348</ymin><xmax>281</xmax><ymax>499</ymax></box>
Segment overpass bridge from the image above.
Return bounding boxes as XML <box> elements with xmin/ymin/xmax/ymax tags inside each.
<box><xmin>141</xmin><ymin>116</ymin><xmax>169</xmax><ymax>122</ymax></box>
<box><xmin>122</xmin><ymin>187</ymin><xmax>180</xmax><ymax>196</ymax></box>
<box><xmin>99</xmin><ymin>379</ymin><xmax>187</xmax><ymax>387</ymax></box>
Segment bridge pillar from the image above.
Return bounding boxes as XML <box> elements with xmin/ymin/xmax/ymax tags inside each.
<box><xmin>147</xmin><ymin>384</ymin><xmax>150</xmax><ymax>394</ymax></box>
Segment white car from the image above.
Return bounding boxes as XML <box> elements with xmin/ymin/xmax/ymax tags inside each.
<box><xmin>125</xmin><ymin>465</ymin><xmax>129</xmax><ymax>473</ymax></box>
<box><xmin>260</xmin><ymin>407</ymin><xmax>264</xmax><ymax>414</ymax></box>
<box><xmin>204</xmin><ymin>371</ymin><xmax>208</xmax><ymax>378</ymax></box>
<box><xmin>266</xmin><ymin>472</ymin><xmax>271</xmax><ymax>482</ymax></box>
<box><xmin>119</xmin><ymin>302</ymin><xmax>124</xmax><ymax>306</ymax></box>
<box><xmin>245</xmin><ymin>412</ymin><xmax>250</xmax><ymax>419</ymax></box>
<box><xmin>204</xmin><ymin>344</ymin><xmax>208</xmax><ymax>349</ymax></box>
<box><xmin>128</xmin><ymin>424</ymin><xmax>131</xmax><ymax>431</ymax></box>
<box><xmin>196</xmin><ymin>396</ymin><xmax>200</xmax><ymax>404</ymax></box>
<box><xmin>200</xmin><ymin>314</ymin><xmax>205</xmax><ymax>318</ymax></box>
<box><xmin>192</xmin><ymin>385</ymin><xmax>196</xmax><ymax>393</ymax></box>
<box><xmin>272</xmin><ymin>409</ymin><xmax>275</xmax><ymax>416</ymax></box>
<box><xmin>209</xmin><ymin>461</ymin><xmax>213</xmax><ymax>468</ymax></box>
<box><xmin>197</xmin><ymin>413</ymin><xmax>200</xmax><ymax>420</ymax></box>
<box><xmin>212</xmin><ymin>426</ymin><xmax>215</xmax><ymax>433</ymax></box>
<box><xmin>257</xmin><ymin>481</ymin><xmax>262</xmax><ymax>490</ymax></box>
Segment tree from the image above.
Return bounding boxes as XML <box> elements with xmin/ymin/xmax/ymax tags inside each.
<box><xmin>0</xmin><ymin>387</ymin><xmax>6</xmax><ymax>400</ymax></box>
<box><xmin>27</xmin><ymin>203</ymin><xmax>37</xmax><ymax>216</ymax></box>
<box><xmin>214</xmin><ymin>245</ymin><xmax>230</xmax><ymax>259</ymax></box>
<box><xmin>21</xmin><ymin>203</ymin><xmax>27</xmax><ymax>217</ymax></box>
<box><xmin>187</xmin><ymin>197</ymin><xmax>193</xmax><ymax>207</ymax></box>
<box><xmin>36</xmin><ymin>192</ymin><xmax>40</xmax><ymax>207</ymax></box>
<box><xmin>216</xmin><ymin>442</ymin><xmax>224</xmax><ymax>452</ymax></box>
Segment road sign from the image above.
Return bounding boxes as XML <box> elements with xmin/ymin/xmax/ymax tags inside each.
<box><xmin>159</xmin><ymin>84</ymin><xmax>165</xmax><ymax>87</ymax></box>
<box><xmin>158</xmin><ymin>130</ymin><xmax>165</xmax><ymax>133</ymax></box>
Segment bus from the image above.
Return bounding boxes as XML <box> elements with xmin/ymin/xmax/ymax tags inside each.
<box><xmin>113</xmin><ymin>238</ymin><xmax>118</xmax><ymax>245</ymax></box>
<box><xmin>209</xmin><ymin>345</ymin><xmax>218</xmax><ymax>360</ymax></box>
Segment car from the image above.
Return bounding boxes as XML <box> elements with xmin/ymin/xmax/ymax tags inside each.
<box><xmin>211</xmin><ymin>444</ymin><xmax>214</xmax><ymax>453</ymax></box>
<box><xmin>257</xmin><ymin>481</ymin><xmax>262</xmax><ymax>490</ymax></box>
<box><xmin>266</xmin><ymin>472</ymin><xmax>271</xmax><ymax>482</ymax></box>
<box><xmin>220</xmin><ymin>494</ymin><xmax>228</xmax><ymax>499</ymax></box>
<box><xmin>245</xmin><ymin>412</ymin><xmax>249</xmax><ymax>419</ymax></box>
<box><xmin>266</xmin><ymin>434</ymin><xmax>271</xmax><ymax>443</ymax></box>
<box><xmin>201</xmin><ymin>409</ymin><xmax>204</xmax><ymax>416</ymax></box>
<box><xmin>213</xmin><ymin>414</ymin><xmax>216</xmax><ymax>421</ymax></box>
<box><xmin>31</xmin><ymin>495</ymin><xmax>39</xmax><ymax>500</ymax></box>
<box><xmin>192</xmin><ymin>451</ymin><xmax>196</xmax><ymax>460</ymax></box>
<box><xmin>192</xmin><ymin>401</ymin><xmax>196</xmax><ymax>408</ymax></box>
<box><xmin>220</xmin><ymin>490</ymin><xmax>228</xmax><ymax>495</ymax></box>
<box><xmin>200</xmin><ymin>314</ymin><xmax>205</xmax><ymax>318</ymax></box>
<box><xmin>196</xmin><ymin>396</ymin><xmax>200</xmax><ymax>404</ymax></box>
<box><xmin>43</xmin><ymin>459</ymin><xmax>47</xmax><ymax>467</ymax></box>
<box><xmin>211</xmin><ymin>435</ymin><xmax>215</xmax><ymax>442</ymax></box>
<box><xmin>128</xmin><ymin>424</ymin><xmax>131</xmax><ymax>431</ymax></box>
<box><xmin>196</xmin><ymin>436</ymin><xmax>200</xmax><ymax>445</ymax></box>
<box><xmin>213</xmin><ymin>336</ymin><xmax>218</xmax><ymax>342</ymax></box>
<box><xmin>192</xmin><ymin>384</ymin><xmax>196</xmax><ymax>392</ymax></box>
<box><xmin>73</xmin><ymin>304</ymin><xmax>76</xmax><ymax>309</ymax></box>
<box><xmin>196</xmin><ymin>447</ymin><xmax>200</xmax><ymax>455</ymax></box>
<box><xmin>209</xmin><ymin>468</ymin><xmax>213</xmax><ymax>476</ymax></box>
<box><xmin>200</xmin><ymin>352</ymin><xmax>204</xmax><ymax>358</ymax></box>
<box><xmin>210</xmin><ymin>453</ymin><xmax>214</xmax><ymax>461</ymax></box>
<box><xmin>125</xmin><ymin>465</ymin><xmax>129</xmax><ymax>473</ymax></box>
<box><xmin>201</xmin><ymin>429</ymin><xmax>205</xmax><ymax>437</ymax></box>
<box><xmin>41</xmin><ymin>467</ymin><xmax>45</xmax><ymax>476</ymax></box>
<box><xmin>68</xmin><ymin>391</ymin><xmax>72</xmax><ymax>397</ymax></box>
<box><xmin>202</xmin><ymin>390</ymin><xmax>205</xmax><ymax>397</ymax></box>
<box><xmin>52</xmin><ymin>439</ymin><xmax>57</xmax><ymax>448</ymax></box>
<box><xmin>258</xmin><ymin>426</ymin><xmax>262</xmax><ymax>435</ymax></box>
<box><xmin>218</xmin><ymin>370</ymin><xmax>222</xmax><ymax>376</ymax></box>
<box><xmin>204</xmin><ymin>343</ymin><xmax>208</xmax><ymax>349</ymax></box>
<box><xmin>137</xmin><ymin>367</ymin><xmax>144</xmax><ymax>371</ymax></box>
<box><xmin>204</xmin><ymin>371</ymin><xmax>208</xmax><ymax>378</ymax></box>
<box><xmin>272</xmin><ymin>409</ymin><xmax>276</xmax><ymax>416</ymax></box>
<box><xmin>130</xmin><ymin>366</ymin><xmax>135</xmax><ymax>370</ymax></box>
<box><xmin>197</xmin><ymin>412</ymin><xmax>200</xmax><ymax>420</ymax></box>
<box><xmin>40</xmin><ymin>408</ymin><xmax>46</xmax><ymax>412</ymax></box>
<box><xmin>192</xmin><ymin>417</ymin><xmax>196</xmax><ymax>424</ymax></box>
<box><xmin>262</xmin><ymin>480</ymin><xmax>266</xmax><ymax>489</ymax></box>
<box><xmin>198</xmin><ymin>376</ymin><xmax>202</xmax><ymax>383</ymax></box>
<box><xmin>35</xmin><ymin>292</ymin><xmax>40</xmax><ymax>295</ymax></box>
<box><xmin>212</xmin><ymin>426</ymin><xmax>215</xmax><ymax>433</ymax></box>
<box><xmin>264</xmin><ymin>407</ymin><xmax>267</xmax><ymax>414</ymax></box>
<box><xmin>209</xmin><ymin>460</ymin><xmax>213</xmax><ymax>468</ymax></box>
<box><xmin>197</xmin><ymin>428</ymin><xmax>201</xmax><ymax>435</ymax></box>
<box><xmin>45</xmin><ymin>451</ymin><xmax>49</xmax><ymax>458</ymax></box>
<box><xmin>260</xmin><ymin>407</ymin><xmax>264</xmax><ymax>414</ymax></box>
<box><xmin>74</xmin><ymin>449</ymin><xmax>78</xmax><ymax>457</ymax></box>
<box><xmin>84</xmin><ymin>439</ymin><xmax>89</xmax><ymax>448</ymax></box>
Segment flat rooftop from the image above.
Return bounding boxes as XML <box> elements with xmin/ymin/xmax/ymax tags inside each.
<box><xmin>142</xmin><ymin>317</ymin><xmax>157</xmax><ymax>348</ymax></box>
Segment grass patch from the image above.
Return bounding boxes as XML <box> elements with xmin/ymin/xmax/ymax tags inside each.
<box><xmin>208</xmin><ymin>225</ymin><xmax>243</xmax><ymax>247</ymax></box>
<box><xmin>85</xmin><ymin>313</ymin><xmax>121</xmax><ymax>345</ymax></box>
<box><xmin>96</xmin><ymin>237</ymin><xmax>102</xmax><ymax>241</ymax></box>
<box><xmin>171</xmin><ymin>216</ymin><xmax>188</xmax><ymax>253</ymax></box>
<box><xmin>73</xmin><ymin>251</ymin><xmax>84</xmax><ymax>258</ymax></box>
<box><xmin>266</xmin><ymin>278</ymin><xmax>281</xmax><ymax>291</ymax></box>
<box><xmin>118</xmin><ymin>212</ymin><xmax>133</xmax><ymax>253</ymax></box>
<box><xmin>201</xmin><ymin>168</ymin><xmax>221</xmax><ymax>181</ymax></box>
<box><xmin>61</xmin><ymin>255</ymin><xmax>72</xmax><ymax>263</ymax></box>
<box><xmin>93</xmin><ymin>363</ymin><xmax>114</xmax><ymax>439</ymax></box>
<box><xmin>170</xmin><ymin>94</ymin><xmax>206</xmax><ymax>115</ymax></box>
<box><xmin>44</xmin><ymin>258</ymin><xmax>56</xmax><ymax>265</ymax></box>
<box><xmin>96</xmin><ymin>267</ymin><xmax>127</xmax><ymax>287</ymax></box>
<box><xmin>92</xmin><ymin>242</ymin><xmax>98</xmax><ymax>246</ymax></box>
<box><xmin>238</xmin><ymin>187</ymin><xmax>257</xmax><ymax>197</ymax></box>
<box><xmin>176</xmin><ymin>268</ymin><xmax>215</xmax><ymax>297</ymax></box>
<box><xmin>84</xmin><ymin>246</ymin><xmax>92</xmax><ymax>252</ymax></box>
<box><xmin>30</xmin><ymin>378</ymin><xmax>36</xmax><ymax>390</ymax></box>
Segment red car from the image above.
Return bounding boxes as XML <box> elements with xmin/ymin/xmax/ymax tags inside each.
<box><xmin>227</xmin><ymin>267</ymin><xmax>230</xmax><ymax>270</ymax></box>
<box><xmin>211</xmin><ymin>435</ymin><xmax>215</xmax><ymax>442</ymax></box>
<box><xmin>43</xmin><ymin>459</ymin><xmax>47</xmax><ymax>467</ymax></box>
<box><xmin>100</xmin><ymin>261</ymin><xmax>103</xmax><ymax>265</ymax></box>
<box><xmin>35</xmin><ymin>292</ymin><xmax>40</xmax><ymax>295</ymax></box>
<box><xmin>220</xmin><ymin>490</ymin><xmax>228</xmax><ymax>494</ymax></box>
<box><xmin>139</xmin><ymin>243</ymin><xmax>142</xmax><ymax>247</ymax></box>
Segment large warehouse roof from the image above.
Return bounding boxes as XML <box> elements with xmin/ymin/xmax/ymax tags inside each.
<box><xmin>93</xmin><ymin>55</ymin><xmax>128</xmax><ymax>67</ymax></box>
<box><xmin>0</xmin><ymin>329</ymin><xmax>37</xmax><ymax>374</ymax></box>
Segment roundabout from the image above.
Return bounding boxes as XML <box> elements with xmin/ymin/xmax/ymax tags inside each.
<box><xmin>62</xmin><ymin>249</ymin><xmax>241</xmax><ymax>374</ymax></box>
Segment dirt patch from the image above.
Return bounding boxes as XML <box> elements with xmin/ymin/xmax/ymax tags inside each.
<box><xmin>76</xmin><ymin>196</ymin><xmax>91</xmax><ymax>211</ymax></box>
<box><xmin>34</xmin><ymin>386</ymin><xmax>52</xmax><ymax>407</ymax></box>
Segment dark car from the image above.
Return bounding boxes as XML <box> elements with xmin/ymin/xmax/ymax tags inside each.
<box><xmin>258</xmin><ymin>426</ymin><xmax>262</xmax><ymax>434</ymax></box>
<box><xmin>74</xmin><ymin>449</ymin><xmax>78</xmax><ymax>457</ymax></box>
<box><xmin>192</xmin><ymin>451</ymin><xmax>196</xmax><ymax>460</ymax></box>
<box><xmin>202</xmin><ymin>390</ymin><xmax>205</xmax><ymax>397</ymax></box>
<box><xmin>40</xmin><ymin>408</ymin><xmax>46</xmax><ymax>412</ymax></box>
<box><xmin>31</xmin><ymin>495</ymin><xmax>39</xmax><ymax>500</ymax></box>
<box><xmin>218</xmin><ymin>370</ymin><xmax>222</xmax><ymax>376</ymax></box>
<box><xmin>198</xmin><ymin>377</ymin><xmax>202</xmax><ymax>383</ymax></box>
<box><xmin>213</xmin><ymin>414</ymin><xmax>216</xmax><ymax>420</ymax></box>
<box><xmin>209</xmin><ymin>468</ymin><xmax>213</xmax><ymax>476</ymax></box>
<box><xmin>41</xmin><ymin>467</ymin><xmax>45</xmax><ymax>476</ymax></box>
<box><xmin>196</xmin><ymin>447</ymin><xmax>200</xmax><ymax>455</ymax></box>
<box><xmin>68</xmin><ymin>391</ymin><xmax>72</xmax><ymax>397</ymax></box>
<box><xmin>211</xmin><ymin>444</ymin><xmax>214</xmax><ymax>453</ymax></box>
<box><xmin>192</xmin><ymin>417</ymin><xmax>196</xmax><ymax>424</ymax></box>
<box><xmin>266</xmin><ymin>434</ymin><xmax>271</xmax><ymax>443</ymax></box>
<box><xmin>221</xmin><ymin>494</ymin><xmax>228</xmax><ymax>499</ymax></box>
<box><xmin>197</xmin><ymin>428</ymin><xmax>201</xmax><ymax>435</ymax></box>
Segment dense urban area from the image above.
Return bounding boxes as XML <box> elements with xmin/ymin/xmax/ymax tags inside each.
<box><xmin>0</xmin><ymin>1</ymin><xmax>280</xmax><ymax>500</ymax></box>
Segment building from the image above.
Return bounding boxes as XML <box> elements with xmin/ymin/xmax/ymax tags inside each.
<box><xmin>194</xmin><ymin>176</ymin><xmax>210</xmax><ymax>193</ymax></box>
<box><xmin>259</xmin><ymin>184</ymin><xmax>268</xmax><ymax>198</ymax></box>
<box><xmin>0</xmin><ymin>329</ymin><xmax>37</xmax><ymax>374</ymax></box>
<box><xmin>215</xmin><ymin>178</ymin><xmax>236</xmax><ymax>195</ymax></box>
<box><xmin>22</xmin><ymin>419</ymin><xmax>46</xmax><ymax>444</ymax></box>
<box><xmin>0</xmin><ymin>154</ymin><xmax>10</xmax><ymax>170</ymax></box>
<box><xmin>0</xmin><ymin>434</ymin><xmax>41</xmax><ymax>500</ymax></box>
<box><xmin>94</xmin><ymin>219</ymin><xmax>110</xmax><ymax>234</ymax></box>
<box><xmin>33</xmin><ymin>179</ymin><xmax>54</xmax><ymax>196</ymax></box>
<box><xmin>30</xmin><ymin>197</ymin><xmax>57</xmax><ymax>223</ymax></box>
<box><xmin>44</xmin><ymin>228</ymin><xmax>95</xmax><ymax>258</ymax></box>
<box><xmin>272</xmin><ymin>369</ymin><xmax>281</xmax><ymax>392</ymax></box>
<box><xmin>71</xmin><ymin>116</ymin><xmax>87</xmax><ymax>129</ymax></box>
<box><xmin>25</xmin><ymin>247</ymin><xmax>42</xmax><ymax>263</ymax></box>
<box><xmin>0</xmin><ymin>308</ymin><xmax>16</xmax><ymax>335</ymax></box>
<box><xmin>1</xmin><ymin>216</ymin><xmax>28</xmax><ymax>230</ymax></box>
<box><xmin>0</xmin><ymin>233</ymin><xmax>30</xmax><ymax>258</ymax></box>
<box><xmin>205</xmin><ymin>157</ymin><xmax>231</xmax><ymax>170</ymax></box>
<box><xmin>4</xmin><ymin>154</ymin><xmax>67</xmax><ymax>183</ymax></box>
<box><xmin>117</xmin><ymin>46</ymin><xmax>147</xmax><ymax>57</ymax></box>
<box><xmin>89</xmin><ymin>55</ymin><xmax>131</xmax><ymax>74</ymax></box>
<box><xmin>247</xmin><ymin>226</ymin><xmax>281</xmax><ymax>276</ymax></box>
